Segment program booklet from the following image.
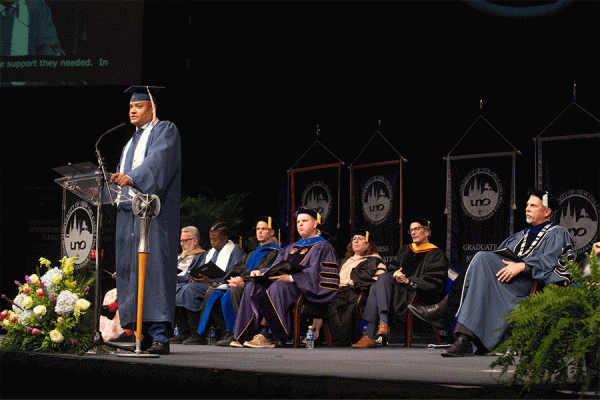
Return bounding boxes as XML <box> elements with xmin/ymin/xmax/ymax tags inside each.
<box><xmin>250</xmin><ymin>261</ymin><xmax>308</xmax><ymax>284</ymax></box>
<box><xmin>190</xmin><ymin>261</ymin><xmax>226</xmax><ymax>280</ymax></box>
<box><xmin>492</xmin><ymin>248</ymin><xmax>524</xmax><ymax>263</ymax></box>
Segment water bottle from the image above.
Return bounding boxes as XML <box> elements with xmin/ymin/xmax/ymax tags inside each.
<box><xmin>208</xmin><ymin>326</ymin><xmax>216</xmax><ymax>345</ymax></box>
<box><xmin>306</xmin><ymin>325</ymin><xmax>314</xmax><ymax>349</ymax></box>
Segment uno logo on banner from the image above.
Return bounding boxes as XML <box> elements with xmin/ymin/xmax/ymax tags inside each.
<box><xmin>302</xmin><ymin>181</ymin><xmax>332</xmax><ymax>222</ymax></box>
<box><xmin>558</xmin><ymin>189</ymin><xmax>599</xmax><ymax>255</ymax></box>
<box><xmin>362</xmin><ymin>175</ymin><xmax>392</xmax><ymax>225</ymax></box>
<box><xmin>460</xmin><ymin>167</ymin><xmax>503</xmax><ymax>221</ymax></box>
<box><xmin>62</xmin><ymin>201</ymin><xmax>96</xmax><ymax>268</ymax></box>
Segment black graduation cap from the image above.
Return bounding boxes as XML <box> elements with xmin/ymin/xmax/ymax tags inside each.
<box><xmin>124</xmin><ymin>85</ymin><xmax>164</xmax><ymax>103</ymax></box>
<box><xmin>350</xmin><ymin>229</ymin><xmax>371</xmax><ymax>243</ymax></box>
<box><xmin>528</xmin><ymin>188</ymin><xmax>559</xmax><ymax>211</ymax></box>
<box><xmin>409</xmin><ymin>217</ymin><xmax>431</xmax><ymax>228</ymax></box>
<box><xmin>294</xmin><ymin>207</ymin><xmax>321</xmax><ymax>224</ymax></box>
<box><xmin>255</xmin><ymin>216</ymin><xmax>279</xmax><ymax>231</ymax></box>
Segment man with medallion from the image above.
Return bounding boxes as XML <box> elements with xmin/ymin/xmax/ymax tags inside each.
<box><xmin>410</xmin><ymin>189</ymin><xmax>575</xmax><ymax>357</ymax></box>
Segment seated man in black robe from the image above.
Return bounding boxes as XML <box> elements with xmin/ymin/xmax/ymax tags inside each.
<box><xmin>352</xmin><ymin>218</ymin><xmax>448</xmax><ymax>348</ymax></box>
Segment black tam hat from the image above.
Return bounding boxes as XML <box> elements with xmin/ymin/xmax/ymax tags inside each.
<box><xmin>351</xmin><ymin>229</ymin><xmax>371</xmax><ymax>242</ymax></box>
<box><xmin>528</xmin><ymin>188</ymin><xmax>559</xmax><ymax>211</ymax></box>
<box><xmin>255</xmin><ymin>216</ymin><xmax>279</xmax><ymax>231</ymax></box>
<box><xmin>410</xmin><ymin>217</ymin><xmax>431</xmax><ymax>228</ymax></box>
<box><xmin>294</xmin><ymin>207</ymin><xmax>321</xmax><ymax>224</ymax></box>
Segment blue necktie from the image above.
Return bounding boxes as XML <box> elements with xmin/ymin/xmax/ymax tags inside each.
<box><xmin>210</xmin><ymin>249</ymin><xmax>219</xmax><ymax>264</ymax></box>
<box><xmin>123</xmin><ymin>129</ymin><xmax>142</xmax><ymax>175</ymax></box>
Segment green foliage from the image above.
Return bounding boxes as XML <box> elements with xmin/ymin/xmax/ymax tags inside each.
<box><xmin>180</xmin><ymin>192</ymin><xmax>250</xmax><ymax>250</ymax></box>
<box><xmin>491</xmin><ymin>251</ymin><xmax>600</xmax><ymax>396</ymax></box>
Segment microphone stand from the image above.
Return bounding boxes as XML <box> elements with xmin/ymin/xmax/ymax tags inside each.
<box><xmin>78</xmin><ymin>125</ymin><xmax>135</xmax><ymax>355</ymax></box>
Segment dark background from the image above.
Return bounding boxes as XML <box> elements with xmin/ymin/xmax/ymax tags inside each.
<box><xmin>1</xmin><ymin>1</ymin><xmax>599</xmax><ymax>299</ymax></box>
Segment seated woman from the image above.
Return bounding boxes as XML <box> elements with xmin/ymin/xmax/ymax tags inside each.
<box><xmin>331</xmin><ymin>230</ymin><xmax>386</xmax><ymax>347</ymax></box>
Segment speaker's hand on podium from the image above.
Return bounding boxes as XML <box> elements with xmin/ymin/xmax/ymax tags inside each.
<box><xmin>110</xmin><ymin>173</ymin><xmax>133</xmax><ymax>187</ymax></box>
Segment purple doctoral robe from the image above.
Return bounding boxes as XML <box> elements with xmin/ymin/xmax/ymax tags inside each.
<box><xmin>234</xmin><ymin>236</ymin><xmax>339</xmax><ymax>343</ymax></box>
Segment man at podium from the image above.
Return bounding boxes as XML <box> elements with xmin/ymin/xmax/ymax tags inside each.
<box><xmin>110</xmin><ymin>86</ymin><xmax>181</xmax><ymax>355</ymax></box>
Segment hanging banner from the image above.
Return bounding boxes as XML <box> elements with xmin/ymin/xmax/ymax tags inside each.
<box><xmin>447</xmin><ymin>153</ymin><xmax>516</xmax><ymax>276</ymax></box>
<box><xmin>351</xmin><ymin>161</ymin><xmax>402</xmax><ymax>264</ymax></box>
<box><xmin>290</xmin><ymin>162</ymin><xmax>341</xmax><ymax>244</ymax></box>
<box><xmin>537</xmin><ymin>133</ymin><xmax>600</xmax><ymax>258</ymax></box>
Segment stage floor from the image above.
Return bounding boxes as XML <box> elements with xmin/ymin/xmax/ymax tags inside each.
<box><xmin>0</xmin><ymin>340</ymin><xmax>592</xmax><ymax>399</ymax></box>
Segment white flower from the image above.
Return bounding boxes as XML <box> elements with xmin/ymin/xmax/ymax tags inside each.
<box><xmin>41</xmin><ymin>268</ymin><xmax>63</xmax><ymax>291</ymax></box>
<box><xmin>33</xmin><ymin>305</ymin><xmax>47</xmax><ymax>317</ymax></box>
<box><xmin>51</xmin><ymin>273</ymin><xmax>62</xmax><ymax>285</ymax></box>
<box><xmin>12</xmin><ymin>293</ymin><xmax>26</xmax><ymax>312</ymax></box>
<box><xmin>29</xmin><ymin>274</ymin><xmax>40</xmax><ymax>285</ymax></box>
<box><xmin>17</xmin><ymin>310</ymin><xmax>33</xmax><ymax>326</ymax></box>
<box><xmin>55</xmin><ymin>290</ymin><xmax>79</xmax><ymax>316</ymax></box>
<box><xmin>21</xmin><ymin>296</ymin><xmax>33</xmax><ymax>309</ymax></box>
<box><xmin>49</xmin><ymin>329</ymin><xmax>64</xmax><ymax>343</ymax></box>
<box><xmin>75</xmin><ymin>299</ymin><xmax>90</xmax><ymax>311</ymax></box>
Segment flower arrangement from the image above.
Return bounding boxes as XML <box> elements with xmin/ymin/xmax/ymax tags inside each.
<box><xmin>0</xmin><ymin>256</ymin><xmax>96</xmax><ymax>353</ymax></box>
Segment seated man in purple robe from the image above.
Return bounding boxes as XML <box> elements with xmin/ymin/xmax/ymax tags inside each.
<box><xmin>232</xmin><ymin>207</ymin><xmax>339</xmax><ymax>348</ymax></box>
<box><xmin>411</xmin><ymin>189</ymin><xmax>575</xmax><ymax>357</ymax></box>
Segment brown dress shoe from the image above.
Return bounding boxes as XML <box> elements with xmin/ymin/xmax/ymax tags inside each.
<box><xmin>376</xmin><ymin>322</ymin><xmax>390</xmax><ymax>336</ymax></box>
<box><xmin>351</xmin><ymin>335</ymin><xmax>377</xmax><ymax>348</ymax></box>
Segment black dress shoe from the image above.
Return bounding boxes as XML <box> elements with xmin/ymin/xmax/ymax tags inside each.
<box><xmin>107</xmin><ymin>331</ymin><xmax>134</xmax><ymax>344</ymax></box>
<box><xmin>145</xmin><ymin>341</ymin><xmax>170</xmax><ymax>355</ymax></box>
<box><xmin>441</xmin><ymin>334</ymin><xmax>473</xmax><ymax>357</ymax></box>
<box><xmin>216</xmin><ymin>332</ymin><xmax>235</xmax><ymax>347</ymax></box>
<box><xmin>170</xmin><ymin>333</ymin><xmax>190</xmax><ymax>344</ymax></box>
<box><xmin>182</xmin><ymin>333</ymin><xmax>206</xmax><ymax>345</ymax></box>
<box><xmin>407</xmin><ymin>298</ymin><xmax>448</xmax><ymax>329</ymax></box>
<box><xmin>100</xmin><ymin>305</ymin><xmax>116</xmax><ymax>320</ymax></box>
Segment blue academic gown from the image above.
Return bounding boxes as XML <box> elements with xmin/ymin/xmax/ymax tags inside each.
<box><xmin>455</xmin><ymin>222</ymin><xmax>575</xmax><ymax>352</ymax></box>
<box><xmin>115</xmin><ymin>120</ymin><xmax>181</xmax><ymax>332</ymax></box>
<box><xmin>175</xmin><ymin>243</ymin><xmax>245</xmax><ymax>312</ymax></box>
<box><xmin>197</xmin><ymin>242</ymin><xmax>282</xmax><ymax>335</ymax></box>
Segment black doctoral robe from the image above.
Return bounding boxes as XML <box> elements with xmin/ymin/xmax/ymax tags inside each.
<box><xmin>388</xmin><ymin>243</ymin><xmax>448</xmax><ymax>323</ymax></box>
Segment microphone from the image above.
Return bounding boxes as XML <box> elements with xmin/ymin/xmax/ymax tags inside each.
<box><xmin>95</xmin><ymin>123</ymin><xmax>126</xmax><ymax>151</ymax></box>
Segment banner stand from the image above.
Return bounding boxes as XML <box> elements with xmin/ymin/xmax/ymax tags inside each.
<box><xmin>349</xmin><ymin>121</ymin><xmax>407</xmax><ymax>264</ymax></box>
<box><xmin>444</xmin><ymin>106</ymin><xmax>520</xmax><ymax>280</ymax></box>
<box><xmin>286</xmin><ymin>125</ymin><xmax>345</xmax><ymax>246</ymax></box>
<box><xmin>534</xmin><ymin>85</ymin><xmax>600</xmax><ymax>259</ymax></box>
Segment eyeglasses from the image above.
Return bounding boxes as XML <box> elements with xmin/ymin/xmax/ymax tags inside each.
<box><xmin>180</xmin><ymin>238</ymin><xmax>194</xmax><ymax>243</ymax></box>
<box><xmin>408</xmin><ymin>226</ymin><xmax>425</xmax><ymax>234</ymax></box>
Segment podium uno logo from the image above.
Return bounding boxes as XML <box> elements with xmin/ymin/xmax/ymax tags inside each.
<box><xmin>62</xmin><ymin>201</ymin><xmax>96</xmax><ymax>268</ymax></box>
<box><xmin>558</xmin><ymin>189</ymin><xmax>599</xmax><ymax>255</ymax></box>
<box><xmin>460</xmin><ymin>168</ymin><xmax>503</xmax><ymax>221</ymax></box>
<box><xmin>362</xmin><ymin>175</ymin><xmax>392</xmax><ymax>225</ymax></box>
<box><xmin>302</xmin><ymin>181</ymin><xmax>332</xmax><ymax>222</ymax></box>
